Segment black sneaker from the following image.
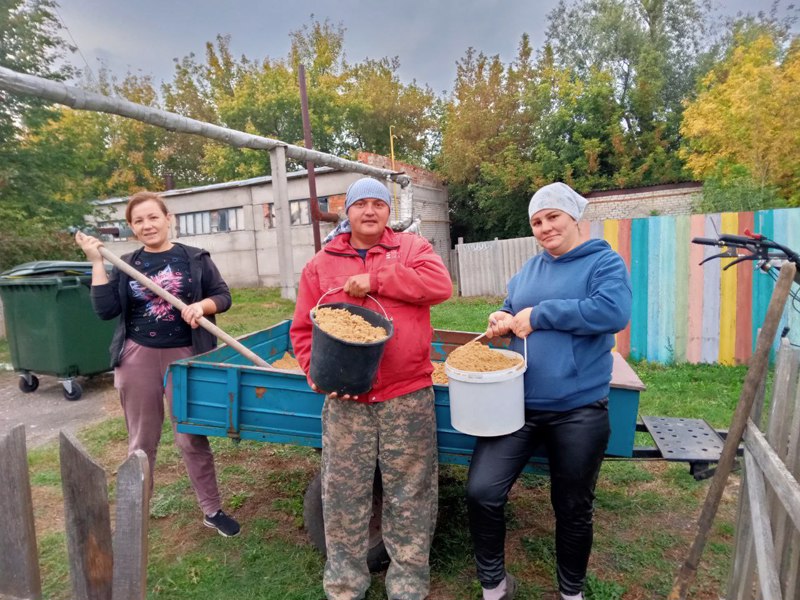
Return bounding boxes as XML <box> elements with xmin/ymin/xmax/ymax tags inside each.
<box><xmin>203</xmin><ymin>510</ymin><xmax>241</xmax><ymax>537</ymax></box>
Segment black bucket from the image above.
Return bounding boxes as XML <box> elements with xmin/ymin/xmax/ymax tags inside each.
<box><xmin>309</xmin><ymin>301</ymin><xmax>394</xmax><ymax>396</ymax></box>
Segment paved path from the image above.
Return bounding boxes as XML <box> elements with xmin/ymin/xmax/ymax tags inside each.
<box><xmin>0</xmin><ymin>368</ymin><xmax>121</xmax><ymax>448</ymax></box>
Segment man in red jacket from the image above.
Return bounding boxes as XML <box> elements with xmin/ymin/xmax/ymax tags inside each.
<box><xmin>291</xmin><ymin>177</ymin><xmax>452</xmax><ymax>600</ymax></box>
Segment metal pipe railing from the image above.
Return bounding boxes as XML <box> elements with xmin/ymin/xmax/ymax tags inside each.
<box><xmin>0</xmin><ymin>66</ymin><xmax>411</xmax><ymax>187</ymax></box>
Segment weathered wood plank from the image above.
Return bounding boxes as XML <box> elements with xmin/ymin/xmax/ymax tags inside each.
<box><xmin>60</xmin><ymin>431</ymin><xmax>113</xmax><ymax>600</ymax></box>
<box><xmin>0</xmin><ymin>425</ymin><xmax>42</xmax><ymax>600</ymax></box>
<box><xmin>727</xmin><ymin>466</ymin><xmax>756</xmax><ymax>600</ymax></box>
<box><xmin>765</xmin><ymin>343</ymin><xmax>799</xmax><ymax>580</ymax></box>
<box><xmin>726</xmin><ymin>362</ymin><xmax>771</xmax><ymax>600</ymax></box>
<box><xmin>783</xmin><ymin>531</ymin><xmax>799</xmax><ymax>600</ymax></box>
<box><xmin>670</xmin><ymin>262</ymin><xmax>796</xmax><ymax>600</ymax></box>
<box><xmin>744</xmin><ymin>450</ymin><xmax>783</xmax><ymax>600</ymax></box>
<box><xmin>111</xmin><ymin>450</ymin><xmax>149</xmax><ymax>600</ymax></box>
<box><xmin>745</xmin><ymin>421</ymin><xmax>800</xmax><ymax>532</ymax></box>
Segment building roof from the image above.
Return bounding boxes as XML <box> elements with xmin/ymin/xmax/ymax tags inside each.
<box><xmin>92</xmin><ymin>166</ymin><xmax>337</xmax><ymax>206</ymax></box>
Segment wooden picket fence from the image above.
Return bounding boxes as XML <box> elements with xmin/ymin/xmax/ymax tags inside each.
<box><xmin>727</xmin><ymin>338</ymin><xmax>800</xmax><ymax>599</ymax></box>
<box><xmin>454</xmin><ymin>208</ymin><xmax>800</xmax><ymax>366</ymax></box>
<box><xmin>0</xmin><ymin>425</ymin><xmax>149</xmax><ymax>600</ymax></box>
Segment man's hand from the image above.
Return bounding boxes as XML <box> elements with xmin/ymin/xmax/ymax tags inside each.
<box><xmin>310</xmin><ymin>381</ymin><xmax>358</xmax><ymax>401</ymax></box>
<box><xmin>343</xmin><ymin>274</ymin><xmax>371</xmax><ymax>298</ymax></box>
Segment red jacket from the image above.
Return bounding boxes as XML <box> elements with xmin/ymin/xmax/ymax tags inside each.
<box><xmin>290</xmin><ymin>228</ymin><xmax>453</xmax><ymax>403</ymax></box>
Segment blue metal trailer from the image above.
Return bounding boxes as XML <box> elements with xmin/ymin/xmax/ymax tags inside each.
<box><xmin>169</xmin><ymin>320</ymin><xmax>665</xmax><ymax>570</ymax></box>
<box><xmin>170</xmin><ymin>321</ymin><xmax>645</xmax><ymax>462</ymax></box>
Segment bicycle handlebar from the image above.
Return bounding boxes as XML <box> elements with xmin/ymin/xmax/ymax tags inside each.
<box><xmin>691</xmin><ymin>231</ymin><xmax>800</xmax><ymax>284</ymax></box>
<box><xmin>718</xmin><ymin>233</ymin><xmax>757</xmax><ymax>246</ymax></box>
<box><xmin>691</xmin><ymin>237</ymin><xmax>722</xmax><ymax>247</ymax></box>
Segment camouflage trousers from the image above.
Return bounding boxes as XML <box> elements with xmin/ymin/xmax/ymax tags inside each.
<box><xmin>321</xmin><ymin>387</ymin><xmax>438</xmax><ymax>600</ymax></box>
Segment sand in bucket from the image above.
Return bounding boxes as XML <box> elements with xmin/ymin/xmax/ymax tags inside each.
<box><xmin>309</xmin><ymin>302</ymin><xmax>393</xmax><ymax>396</ymax></box>
<box><xmin>445</xmin><ymin>340</ymin><xmax>527</xmax><ymax>437</ymax></box>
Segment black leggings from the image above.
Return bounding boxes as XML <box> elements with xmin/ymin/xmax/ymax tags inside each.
<box><xmin>466</xmin><ymin>400</ymin><xmax>610</xmax><ymax>594</ymax></box>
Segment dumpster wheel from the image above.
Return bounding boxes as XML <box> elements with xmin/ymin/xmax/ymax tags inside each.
<box><xmin>303</xmin><ymin>469</ymin><xmax>390</xmax><ymax>572</ymax></box>
<box><xmin>18</xmin><ymin>373</ymin><xmax>39</xmax><ymax>393</ymax></box>
<box><xmin>61</xmin><ymin>380</ymin><xmax>82</xmax><ymax>401</ymax></box>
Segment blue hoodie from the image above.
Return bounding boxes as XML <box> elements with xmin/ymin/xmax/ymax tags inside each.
<box><xmin>502</xmin><ymin>239</ymin><xmax>632</xmax><ymax>411</ymax></box>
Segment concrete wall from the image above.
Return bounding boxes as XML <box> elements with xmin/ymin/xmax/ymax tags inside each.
<box><xmin>93</xmin><ymin>164</ymin><xmax>452</xmax><ymax>289</ymax></box>
<box><xmin>583</xmin><ymin>182</ymin><xmax>702</xmax><ymax>221</ymax></box>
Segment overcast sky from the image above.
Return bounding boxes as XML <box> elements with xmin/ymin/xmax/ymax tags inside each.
<box><xmin>55</xmin><ymin>0</ymin><xmax>793</xmax><ymax>96</ymax></box>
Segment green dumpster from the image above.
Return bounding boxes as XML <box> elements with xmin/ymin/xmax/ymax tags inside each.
<box><xmin>0</xmin><ymin>261</ymin><xmax>115</xmax><ymax>400</ymax></box>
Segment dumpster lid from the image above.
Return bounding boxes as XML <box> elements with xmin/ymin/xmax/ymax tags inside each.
<box><xmin>1</xmin><ymin>261</ymin><xmax>95</xmax><ymax>278</ymax></box>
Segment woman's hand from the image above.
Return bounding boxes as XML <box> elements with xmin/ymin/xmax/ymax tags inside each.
<box><xmin>310</xmin><ymin>382</ymin><xmax>358</xmax><ymax>401</ymax></box>
<box><xmin>343</xmin><ymin>274</ymin><xmax>371</xmax><ymax>298</ymax></box>
<box><xmin>74</xmin><ymin>231</ymin><xmax>104</xmax><ymax>263</ymax></box>
<box><xmin>181</xmin><ymin>302</ymin><xmax>205</xmax><ymax>329</ymax></box>
<box><xmin>485</xmin><ymin>311</ymin><xmax>513</xmax><ymax>339</ymax></box>
<box><xmin>510</xmin><ymin>307</ymin><xmax>534</xmax><ymax>338</ymax></box>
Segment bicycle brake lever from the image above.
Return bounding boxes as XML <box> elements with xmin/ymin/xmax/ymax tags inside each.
<box><xmin>722</xmin><ymin>254</ymin><xmax>760</xmax><ymax>270</ymax></box>
<box><xmin>699</xmin><ymin>250</ymin><xmax>738</xmax><ymax>266</ymax></box>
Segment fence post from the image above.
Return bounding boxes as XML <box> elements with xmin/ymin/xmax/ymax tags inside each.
<box><xmin>0</xmin><ymin>424</ymin><xmax>42</xmax><ymax>600</ymax></box>
<box><xmin>60</xmin><ymin>431</ymin><xmax>113</xmax><ymax>600</ymax></box>
<box><xmin>112</xmin><ymin>450</ymin><xmax>150</xmax><ymax>600</ymax></box>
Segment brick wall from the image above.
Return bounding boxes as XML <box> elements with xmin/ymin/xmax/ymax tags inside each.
<box><xmin>583</xmin><ymin>182</ymin><xmax>702</xmax><ymax>221</ymax></box>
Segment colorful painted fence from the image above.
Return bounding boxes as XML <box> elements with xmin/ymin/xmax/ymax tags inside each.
<box><xmin>585</xmin><ymin>208</ymin><xmax>800</xmax><ymax>365</ymax></box>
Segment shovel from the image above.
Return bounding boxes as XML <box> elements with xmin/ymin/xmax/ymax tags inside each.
<box><xmin>92</xmin><ymin>244</ymin><xmax>275</xmax><ymax>370</ymax></box>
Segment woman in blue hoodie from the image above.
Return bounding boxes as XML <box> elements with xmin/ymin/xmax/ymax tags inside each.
<box><xmin>466</xmin><ymin>182</ymin><xmax>632</xmax><ymax>600</ymax></box>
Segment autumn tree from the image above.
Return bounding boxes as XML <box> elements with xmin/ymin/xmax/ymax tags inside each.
<box><xmin>681</xmin><ymin>31</ymin><xmax>800</xmax><ymax>207</ymax></box>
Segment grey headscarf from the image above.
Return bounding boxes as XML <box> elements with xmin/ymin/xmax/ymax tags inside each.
<box><xmin>323</xmin><ymin>177</ymin><xmax>392</xmax><ymax>244</ymax></box>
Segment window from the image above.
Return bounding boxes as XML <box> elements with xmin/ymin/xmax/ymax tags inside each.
<box><xmin>177</xmin><ymin>207</ymin><xmax>244</xmax><ymax>237</ymax></box>
<box><xmin>264</xmin><ymin>198</ymin><xmax>329</xmax><ymax>229</ymax></box>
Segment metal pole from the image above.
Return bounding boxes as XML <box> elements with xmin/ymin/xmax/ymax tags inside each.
<box><xmin>269</xmin><ymin>146</ymin><xmax>297</xmax><ymax>301</ymax></box>
<box><xmin>299</xmin><ymin>65</ymin><xmax>338</xmax><ymax>253</ymax></box>
<box><xmin>389</xmin><ymin>126</ymin><xmax>398</xmax><ymax>214</ymax></box>
<box><xmin>0</xmin><ymin>66</ymin><xmax>411</xmax><ymax>187</ymax></box>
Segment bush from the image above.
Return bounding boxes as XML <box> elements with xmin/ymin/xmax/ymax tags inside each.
<box><xmin>0</xmin><ymin>229</ymin><xmax>84</xmax><ymax>272</ymax></box>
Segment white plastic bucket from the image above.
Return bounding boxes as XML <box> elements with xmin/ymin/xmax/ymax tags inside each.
<box><xmin>445</xmin><ymin>343</ymin><xmax>527</xmax><ymax>437</ymax></box>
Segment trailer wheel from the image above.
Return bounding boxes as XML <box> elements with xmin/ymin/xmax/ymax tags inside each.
<box><xmin>303</xmin><ymin>469</ymin><xmax>390</xmax><ymax>572</ymax></box>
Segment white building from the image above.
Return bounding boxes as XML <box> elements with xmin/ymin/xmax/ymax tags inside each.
<box><xmin>92</xmin><ymin>154</ymin><xmax>452</xmax><ymax>289</ymax></box>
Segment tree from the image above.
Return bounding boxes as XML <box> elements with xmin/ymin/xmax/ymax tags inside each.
<box><xmin>440</xmin><ymin>36</ymin><xmax>628</xmax><ymax>240</ymax></box>
<box><xmin>0</xmin><ymin>0</ymin><xmax>85</xmax><ymax>233</ymax></box>
<box><xmin>165</xmin><ymin>18</ymin><xmax>439</xmax><ymax>181</ymax></box>
<box><xmin>545</xmin><ymin>0</ymin><xmax>714</xmax><ymax>185</ymax></box>
<box><xmin>681</xmin><ymin>32</ymin><xmax>800</xmax><ymax>206</ymax></box>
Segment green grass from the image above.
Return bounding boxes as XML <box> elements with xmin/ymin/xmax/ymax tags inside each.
<box><xmin>633</xmin><ymin>360</ymin><xmax>748</xmax><ymax>428</ymax></box>
<box><xmin>430</xmin><ymin>291</ymin><xmax>505</xmax><ymax>331</ymax></box>
<box><xmin>215</xmin><ymin>288</ymin><xmax>296</xmax><ymax>337</ymax></box>
<box><xmin>18</xmin><ymin>288</ymin><xmax>748</xmax><ymax>600</ymax></box>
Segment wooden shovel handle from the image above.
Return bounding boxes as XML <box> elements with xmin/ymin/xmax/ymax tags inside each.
<box><xmin>98</xmin><ymin>246</ymin><xmax>273</xmax><ymax>370</ymax></box>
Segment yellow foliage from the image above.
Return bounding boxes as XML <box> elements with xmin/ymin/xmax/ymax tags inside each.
<box><xmin>681</xmin><ymin>34</ymin><xmax>800</xmax><ymax>199</ymax></box>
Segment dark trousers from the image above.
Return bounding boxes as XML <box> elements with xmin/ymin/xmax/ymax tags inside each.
<box><xmin>466</xmin><ymin>400</ymin><xmax>610</xmax><ymax>595</ymax></box>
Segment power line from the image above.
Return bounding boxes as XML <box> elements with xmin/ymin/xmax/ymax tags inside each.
<box><xmin>53</xmin><ymin>6</ymin><xmax>95</xmax><ymax>84</ymax></box>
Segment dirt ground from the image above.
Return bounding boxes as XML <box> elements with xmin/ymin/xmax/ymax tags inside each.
<box><xmin>0</xmin><ymin>367</ymin><xmax>121</xmax><ymax>448</ymax></box>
